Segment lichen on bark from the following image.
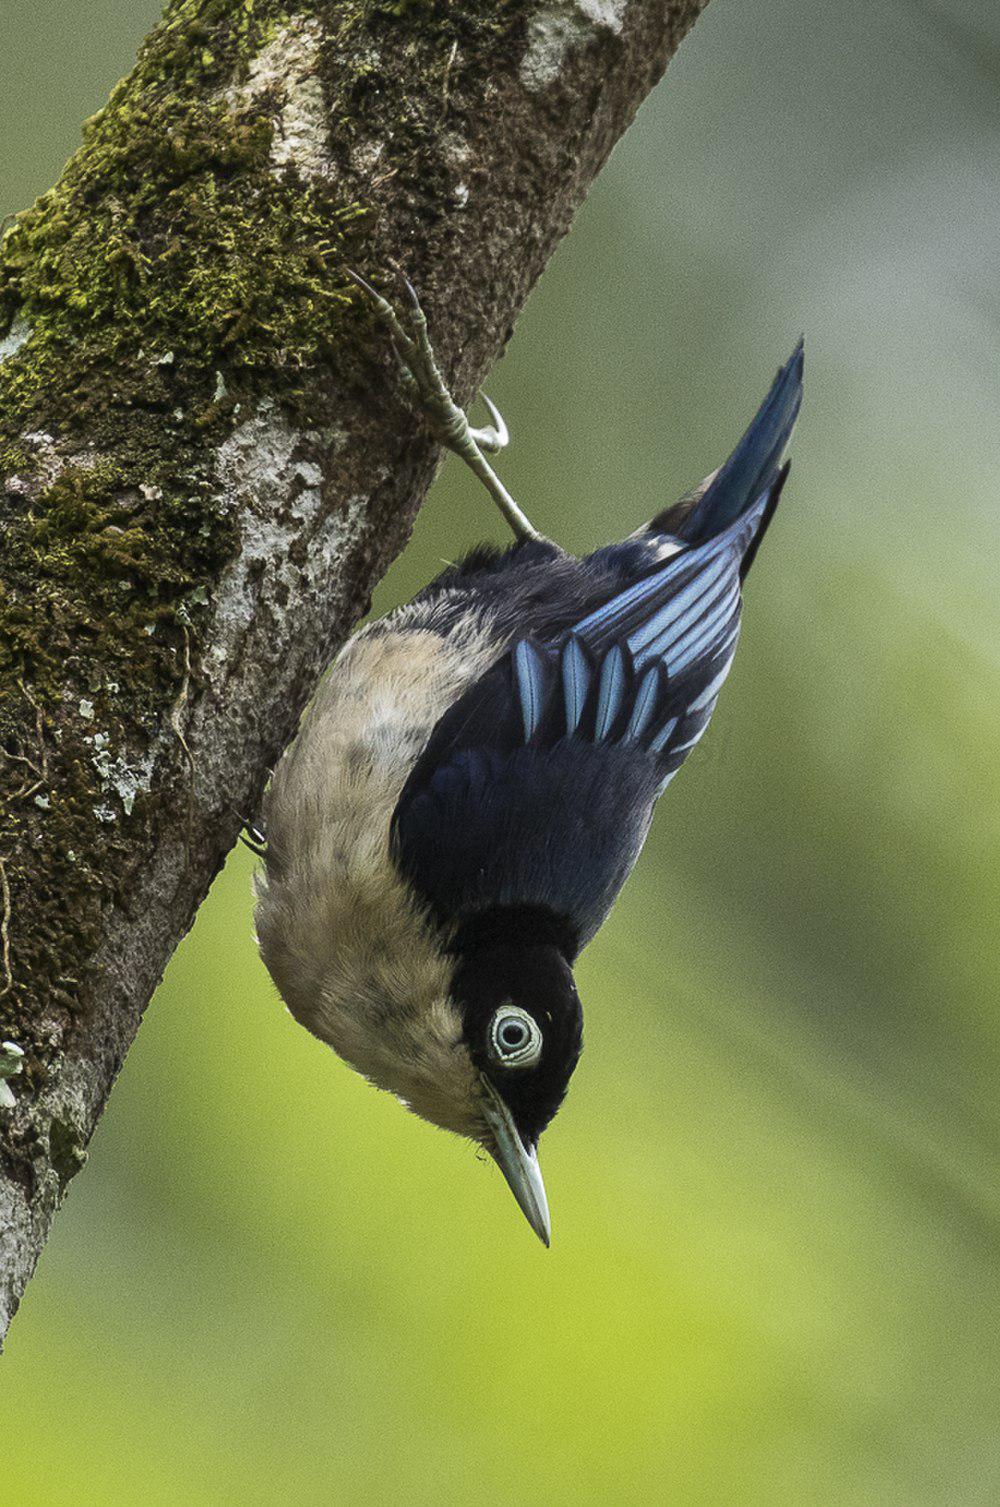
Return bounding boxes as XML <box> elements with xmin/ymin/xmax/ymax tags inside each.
<box><xmin>0</xmin><ymin>0</ymin><xmax>706</xmax><ymax>1340</ymax></box>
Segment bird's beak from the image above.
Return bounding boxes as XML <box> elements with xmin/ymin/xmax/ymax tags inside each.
<box><xmin>479</xmin><ymin>1075</ymin><xmax>551</xmax><ymax>1247</ymax></box>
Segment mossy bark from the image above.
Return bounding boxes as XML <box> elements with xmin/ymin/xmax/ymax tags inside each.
<box><xmin>0</xmin><ymin>0</ymin><xmax>705</xmax><ymax>1339</ymax></box>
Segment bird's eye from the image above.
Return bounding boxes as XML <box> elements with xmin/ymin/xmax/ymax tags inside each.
<box><xmin>487</xmin><ymin>1006</ymin><xmax>543</xmax><ymax>1069</ymax></box>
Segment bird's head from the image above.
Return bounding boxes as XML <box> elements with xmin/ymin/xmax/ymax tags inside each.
<box><xmin>256</xmin><ymin>850</ymin><xmax>582</xmax><ymax>1243</ymax></box>
<box><xmin>447</xmin><ymin>936</ymin><xmax>583</xmax><ymax>1245</ymax></box>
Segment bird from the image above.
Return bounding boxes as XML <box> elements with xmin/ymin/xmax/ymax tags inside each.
<box><xmin>254</xmin><ymin>272</ymin><xmax>803</xmax><ymax>1245</ymax></box>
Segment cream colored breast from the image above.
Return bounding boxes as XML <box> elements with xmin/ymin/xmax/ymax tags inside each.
<box><xmin>253</xmin><ymin>606</ymin><xmax>501</xmax><ymax>1130</ymax></box>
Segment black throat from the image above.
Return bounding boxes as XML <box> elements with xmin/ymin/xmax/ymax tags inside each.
<box><xmin>449</xmin><ymin>904</ymin><xmax>578</xmax><ymax>962</ymax></box>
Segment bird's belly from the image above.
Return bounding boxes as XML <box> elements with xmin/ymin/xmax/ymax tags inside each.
<box><xmin>255</xmin><ymin>610</ymin><xmax>500</xmax><ymax>1059</ymax></box>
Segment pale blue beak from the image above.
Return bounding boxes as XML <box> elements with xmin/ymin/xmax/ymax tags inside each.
<box><xmin>479</xmin><ymin>1074</ymin><xmax>551</xmax><ymax>1246</ymax></box>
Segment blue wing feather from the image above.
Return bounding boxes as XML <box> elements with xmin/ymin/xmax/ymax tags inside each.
<box><xmin>629</xmin><ymin>551</ymin><xmax>731</xmax><ymax>655</ymax></box>
<box><xmin>648</xmin><ymin>715</ymin><xmax>679</xmax><ymax>755</ymax></box>
<box><xmin>623</xmin><ymin>666</ymin><xmax>662</xmax><ymax>742</ymax></box>
<box><xmin>594</xmin><ymin>644</ymin><xmax>627</xmax><ymax>743</ymax></box>
<box><xmin>561</xmin><ymin>636</ymin><xmax>591</xmax><ymax>736</ymax></box>
<box><xmin>513</xmin><ymin>639</ymin><xmax>546</xmax><ymax>741</ymax></box>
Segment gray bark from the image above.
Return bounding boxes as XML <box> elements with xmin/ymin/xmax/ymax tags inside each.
<box><xmin>0</xmin><ymin>0</ymin><xmax>706</xmax><ymax>1341</ymax></box>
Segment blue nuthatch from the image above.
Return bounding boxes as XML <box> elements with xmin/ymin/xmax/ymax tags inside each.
<box><xmin>254</xmin><ymin>274</ymin><xmax>802</xmax><ymax>1243</ymax></box>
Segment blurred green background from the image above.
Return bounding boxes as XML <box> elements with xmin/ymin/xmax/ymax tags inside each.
<box><xmin>3</xmin><ymin>1</ymin><xmax>1000</xmax><ymax>1502</ymax></box>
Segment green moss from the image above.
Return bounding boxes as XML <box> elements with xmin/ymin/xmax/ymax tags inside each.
<box><xmin>0</xmin><ymin>58</ymin><xmax>361</xmax><ymax>424</ymax></box>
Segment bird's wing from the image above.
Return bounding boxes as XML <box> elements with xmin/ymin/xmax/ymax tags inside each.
<box><xmin>392</xmin><ymin>346</ymin><xmax>802</xmax><ymax>954</ymax></box>
<box><xmin>391</xmin><ymin>496</ymin><xmax>767</xmax><ymax>952</ymax></box>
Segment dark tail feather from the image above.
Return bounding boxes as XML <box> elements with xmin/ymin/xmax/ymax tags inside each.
<box><xmin>650</xmin><ymin>339</ymin><xmax>804</xmax><ymax>547</ymax></box>
<box><xmin>739</xmin><ymin>459</ymin><xmax>789</xmax><ymax>580</ymax></box>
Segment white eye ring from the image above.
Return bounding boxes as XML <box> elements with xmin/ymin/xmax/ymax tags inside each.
<box><xmin>488</xmin><ymin>1006</ymin><xmax>543</xmax><ymax>1069</ymax></box>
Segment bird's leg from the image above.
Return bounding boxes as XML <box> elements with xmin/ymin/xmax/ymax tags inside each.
<box><xmin>347</xmin><ymin>269</ymin><xmax>542</xmax><ymax>543</ymax></box>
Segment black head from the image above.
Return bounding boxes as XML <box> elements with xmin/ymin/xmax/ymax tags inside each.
<box><xmin>451</xmin><ymin>932</ymin><xmax>584</xmax><ymax>1150</ymax></box>
<box><xmin>447</xmin><ymin>907</ymin><xmax>583</xmax><ymax>1243</ymax></box>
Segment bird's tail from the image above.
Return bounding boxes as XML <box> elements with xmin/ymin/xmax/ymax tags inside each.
<box><xmin>647</xmin><ymin>339</ymin><xmax>804</xmax><ymax>554</ymax></box>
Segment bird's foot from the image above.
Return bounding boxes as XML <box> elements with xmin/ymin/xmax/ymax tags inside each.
<box><xmin>347</xmin><ymin>269</ymin><xmax>508</xmax><ymax>457</ymax></box>
<box><xmin>233</xmin><ymin>807</ymin><xmax>267</xmax><ymax>859</ymax></box>
<box><xmin>347</xmin><ymin>268</ymin><xmax>542</xmax><ymax>543</ymax></box>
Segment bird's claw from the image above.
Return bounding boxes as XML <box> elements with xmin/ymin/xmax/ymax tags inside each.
<box><xmin>347</xmin><ymin>268</ymin><xmax>510</xmax><ymax>464</ymax></box>
<box><xmin>470</xmin><ymin>392</ymin><xmax>509</xmax><ymax>455</ymax></box>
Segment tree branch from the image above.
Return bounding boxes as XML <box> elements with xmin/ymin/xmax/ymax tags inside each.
<box><xmin>0</xmin><ymin>0</ymin><xmax>705</xmax><ymax>1340</ymax></box>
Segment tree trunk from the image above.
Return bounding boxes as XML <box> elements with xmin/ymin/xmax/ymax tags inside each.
<box><xmin>0</xmin><ymin>0</ymin><xmax>705</xmax><ymax>1341</ymax></box>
